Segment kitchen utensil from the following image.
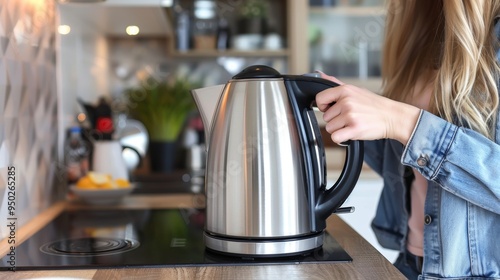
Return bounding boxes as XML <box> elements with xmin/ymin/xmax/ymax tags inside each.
<box><xmin>191</xmin><ymin>65</ymin><xmax>364</xmax><ymax>256</ymax></box>
<box><xmin>78</xmin><ymin>97</ymin><xmax>114</xmax><ymax>140</ymax></box>
<box><xmin>92</xmin><ymin>140</ymin><xmax>130</xmax><ymax>180</ymax></box>
<box><xmin>115</xmin><ymin>117</ymin><xmax>148</xmax><ymax>170</ymax></box>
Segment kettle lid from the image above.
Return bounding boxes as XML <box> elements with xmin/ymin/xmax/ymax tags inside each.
<box><xmin>232</xmin><ymin>65</ymin><xmax>282</xmax><ymax>79</ymax></box>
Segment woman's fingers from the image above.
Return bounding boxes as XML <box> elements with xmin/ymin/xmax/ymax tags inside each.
<box><xmin>324</xmin><ymin>104</ymin><xmax>362</xmax><ymax>143</ymax></box>
<box><xmin>316</xmin><ymin>85</ymin><xmax>345</xmax><ymax>112</ymax></box>
<box><xmin>322</xmin><ymin>100</ymin><xmax>342</xmax><ymax>122</ymax></box>
<box><xmin>331</xmin><ymin>126</ymin><xmax>358</xmax><ymax>144</ymax></box>
<box><xmin>315</xmin><ymin>82</ymin><xmax>389</xmax><ymax>144</ymax></box>
<box><xmin>315</xmin><ymin>80</ymin><xmax>421</xmax><ymax>145</ymax></box>
<box><xmin>315</xmin><ymin>70</ymin><xmax>345</xmax><ymax>85</ymax></box>
<box><xmin>324</xmin><ymin>109</ymin><xmax>345</xmax><ymax>134</ymax></box>
<box><xmin>314</xmin><ymin>72</ymin><xmax>347</xmax><ymax>112</ymax></box>
<box><xmin>316</xmin><ymin>84</ymin><xmax>357</xmax><ymax>113</ymax></box>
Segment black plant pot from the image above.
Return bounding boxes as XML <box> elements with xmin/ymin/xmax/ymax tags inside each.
<box><xmin>236</xmin><ymin>18</ymin><xmax>268</xmax><ymax>35</ymax></box>
<box><xmin>148</xmin><ymin>141</ymin><xmax>177</xmax><ymax>173</ymax></box>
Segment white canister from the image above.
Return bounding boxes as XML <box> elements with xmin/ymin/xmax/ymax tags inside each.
<box><xmin>187</xmin><ymin>144</ymin><xmax>206</xmax><ymax>171</ymax></box>
<box><xmin>263</xmin><ymin>33</ymin><xmax>283</xmax><ymax>50</ymax></box>
<box><xmin>92</xmin><ymin>140</ymin><xmax>129</xmax><ymax>180</ymax></box>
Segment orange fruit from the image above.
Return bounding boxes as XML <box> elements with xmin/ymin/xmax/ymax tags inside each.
<box><xmin>115</xmin><ymin>178</ymin><xmax>130</xmax><ymax>188</ymax></box>
<box><xmin>76</xmin><ymin>176</ymin><xmax>96</xmax><ymax>189</ymax></box>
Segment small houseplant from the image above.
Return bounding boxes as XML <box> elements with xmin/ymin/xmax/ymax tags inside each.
<box><xmin>125</xmin><ymin>76</ymin><xmax>198</xmax><ymax>172</ymax></box>
<box><xmin>240</xmin><ymin>0</ymin><xmax>269</xmax><ymax>19</ymax></box>
<box><xmin>237</xmin><ymin>0</ymin><xmax>269</xmax><ymax>35</ymax></box>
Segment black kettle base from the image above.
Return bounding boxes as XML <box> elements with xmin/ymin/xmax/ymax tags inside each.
<box><xmin>204</xmin><ymin>247</ymin><xmax>317</xmax><ymax>260</ymax></box>
<box><xmin>204</xmin><ymin>231</ymin><xmax>324</xmax><ymax>257</ymax></box>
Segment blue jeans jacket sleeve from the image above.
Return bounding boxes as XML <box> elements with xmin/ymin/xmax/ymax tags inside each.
<box><xmin>401</xmin><ymin>110</ymin><xmax>500</xmax><ymax>214</ymax></box>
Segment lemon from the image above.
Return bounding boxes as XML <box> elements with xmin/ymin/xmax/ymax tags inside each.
<box><xmin>88</xmin><ymin>172</ymin><xmax>111</xmax><ymax>185</ymax></box>
<box><xmin>100</xmin><ymin>180</ymin><xmax>116</xmax><ymax>189</ymax></box>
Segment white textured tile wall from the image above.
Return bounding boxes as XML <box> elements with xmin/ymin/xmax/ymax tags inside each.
<box><xmin>0</xmin><ymin>0</ymin><xmax>60</xmax><ymax>239</ymax></box>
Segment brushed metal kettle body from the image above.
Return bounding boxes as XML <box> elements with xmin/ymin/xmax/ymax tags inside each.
<box><xmin>191</xmin><ymin>65</ymin><xmax>363</xmax><ymax>256</ymax></box>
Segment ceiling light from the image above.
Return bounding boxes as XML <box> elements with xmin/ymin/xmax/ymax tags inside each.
<box><xmin>126</xmin><ymin>26</ymin><xmax>140</xmax><ymax>36</ymax></box>
<box><xmin>160</xmin><ymin>0</ymin><xmax>173</xmax><ymax>7</ymax></box>
<box><xmin>58</xmin><ymin>25</ymin><xmax>71</xmax><ymax>35</ymax></box>
<box><xmin>58</xmin><ymin>0</ymin><xmax>105</xmax><ymax>3</ymax></box>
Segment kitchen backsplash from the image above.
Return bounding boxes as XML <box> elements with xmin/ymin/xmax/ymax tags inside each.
<box><xmin>0</xmin><ymin>0</ymin><xmax>61</xmax><ymax>239</ymax></box>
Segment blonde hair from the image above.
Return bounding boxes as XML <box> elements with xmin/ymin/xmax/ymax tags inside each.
<box><xmin>382</xmin><ymin>0</ymin><xmax>500</xmax><ymax>138</ymax></box>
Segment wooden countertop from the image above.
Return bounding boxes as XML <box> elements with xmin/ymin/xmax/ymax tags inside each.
<box><xmin>0</xmin><ymin>194</ymin><xmax>404</xmax><ymax>280</ymax></box>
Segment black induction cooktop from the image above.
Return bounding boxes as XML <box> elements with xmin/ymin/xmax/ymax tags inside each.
<box><xmin>0</xmin><ymin>208</ymin><xmax>351</xmax><ymax>271</ymax></box>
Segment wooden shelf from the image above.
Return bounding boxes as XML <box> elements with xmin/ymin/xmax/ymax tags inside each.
<box><xmin>163</xmin><ymin>0</ymin><xmax>308</xmax><ymax>74</ymax></box>
<box><xmin>309</xmin><ymin>5</ymin><xmax>385</xmax><ymax>16</ymax></box>
<box><xmin>168</xmin><ymin>49</ymin><xmax>290</xmax><ymax>58</ymax></box>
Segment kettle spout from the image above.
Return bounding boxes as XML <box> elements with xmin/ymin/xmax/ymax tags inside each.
<box><xmin>191</xmin><ymin>84</ymin><xmax>225</xmax><ymax>148</ymax></box>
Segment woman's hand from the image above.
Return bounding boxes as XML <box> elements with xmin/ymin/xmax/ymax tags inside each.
<box><xmin>315</xmin><ymin>72</ymin><xmax>421</xmax><ymax>146</ymax></box>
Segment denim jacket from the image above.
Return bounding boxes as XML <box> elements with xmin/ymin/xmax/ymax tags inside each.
<box><xmin>364</xmin><ymin>19</ymin><xmax>500</xmax><ymax>279</ymax></box>
<box><xmin>364</xmin><ymin>109</ymin><xmax>500</xmax><ymax>279</ymax></box>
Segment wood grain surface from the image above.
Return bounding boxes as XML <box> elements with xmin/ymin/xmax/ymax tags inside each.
<box><xmin>0</xmin><ymin>195</ymin><xmax>405</xmax><ymax>280</ymax></box>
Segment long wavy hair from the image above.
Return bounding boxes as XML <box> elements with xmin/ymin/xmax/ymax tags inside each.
<box><xmin>382</xmin><ymin>0</ymin><xmax>500</xmax><ymax>138</ymax></box>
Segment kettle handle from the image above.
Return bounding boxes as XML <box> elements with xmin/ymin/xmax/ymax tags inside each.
<box><xmin>284</xmin><ymin>77</ymin><xmax>364</xmax><ymax>227</ymax></box>
<box><xmin>315</xmin><ymin>140</ymin><xmax>363</xmax><ymax>220</ymax></box>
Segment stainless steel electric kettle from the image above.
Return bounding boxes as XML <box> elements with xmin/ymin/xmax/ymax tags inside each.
<box><xmin>191</xmin><ymin>65</ymin><xmax>364</xmax><ymax>257</ymax></box>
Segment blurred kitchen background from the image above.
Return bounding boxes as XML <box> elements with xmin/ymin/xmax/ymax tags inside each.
<box><xmin>57</xmin><ymin>0</ymin><xmax>385</xmax><ymax>174</ymax></box>
<box><xmin>1</xmin><ymin>0</ymin><xmax>395</xmax><ymax>260</ymax></box>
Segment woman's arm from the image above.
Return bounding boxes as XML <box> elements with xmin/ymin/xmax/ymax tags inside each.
<box><xmin>315</xmin><ymin>73</ymin><xmax>500</xmax><ymax>214</ymax></box>
<box><xmin>314</xmin><ymin>73</ymin><xmax>420</xmax><ymax>146</ymax></box>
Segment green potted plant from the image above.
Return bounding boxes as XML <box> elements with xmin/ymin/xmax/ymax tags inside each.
<box><xmin>237</xmin><ymin>0</ymin><xmax>269</xmax><ymax>35</ymax></box>
<box><xmin>125</xmin><ymin>77</ymin><xmax>198</xmax><ymax>173</ymax></box>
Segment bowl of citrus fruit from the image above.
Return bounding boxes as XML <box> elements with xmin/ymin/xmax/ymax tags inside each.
<box><xmin>70</xmin><ymin>172</ymin><xmax>134</xmax><ymax>205</ymax></box>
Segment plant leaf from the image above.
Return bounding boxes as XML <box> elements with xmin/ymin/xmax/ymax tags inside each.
<box><xmin>124</xmin><ymin>77</ymin><xmax>200</xmax><ymax>141</ymax></box>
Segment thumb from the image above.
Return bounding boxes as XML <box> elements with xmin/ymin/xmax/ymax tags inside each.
<box><xmin>315</xmin><ymin>70</ymin><xmax>345</xmax><ymax>85</ymax></box>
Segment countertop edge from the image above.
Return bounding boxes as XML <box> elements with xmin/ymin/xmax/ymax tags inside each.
<box><xmin>0</xmin><ymin>195</ymin><xmax>404</xmax><ymax>280</ymax></box>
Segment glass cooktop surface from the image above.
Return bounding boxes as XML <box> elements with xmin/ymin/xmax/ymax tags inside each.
<box><xmin>0</xmin><ymin>209</ymin><xmax>351</xmax><ymax>271</ymax></box>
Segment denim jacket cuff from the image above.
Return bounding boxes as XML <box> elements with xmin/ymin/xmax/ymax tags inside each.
<box><xmin>401</xmin><ymin>110</ymin><xmax>458</xmax><ymax>179</ymax></box>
